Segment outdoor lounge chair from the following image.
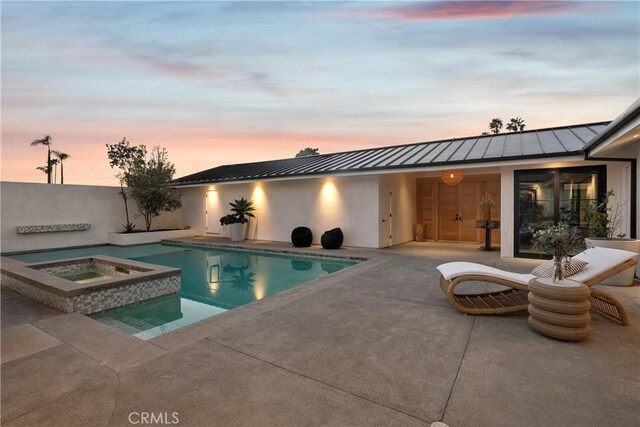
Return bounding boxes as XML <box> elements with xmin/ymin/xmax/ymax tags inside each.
<box><xmin>437</xmin><ymin>246</ymin><xmax>638</xmax><ymax>325</ymax></box>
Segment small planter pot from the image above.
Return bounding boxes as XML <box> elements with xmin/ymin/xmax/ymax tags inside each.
<box><xmin>230</xmin><ymin>223</ymin><xmax>246</xmax><ymax>242</ymax></box>
<box><xmin>585</xmin><ymin>238</ymin><xmax>640</xmax><ymax>285</ymax></box>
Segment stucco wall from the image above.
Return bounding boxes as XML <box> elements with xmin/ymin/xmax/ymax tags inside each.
<box><xmin>179</xmin><ymin>186</ymin><xmax>207</xmax><ymax>235</ymax></box>
<box><xmin>210</xmin><ymin>175</ymin><xmax>381</xmax><ymax>248</ymax></box>
<box><xmin>0</xmin><ymin>182</ymin><xmax>189</xmax><ymax>253</ymax></box>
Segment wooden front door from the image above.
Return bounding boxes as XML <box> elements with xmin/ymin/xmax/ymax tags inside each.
<box><xmin>459</xmin><ymin>181</ymin><xmax>482</xmax><ymax>242</ymax></box>
<box><xmin>417</xmin><ymin>174</ymin><xmax>501</xmax><ymax>244</ymax></box>
<box><xmin>437</xmin><ymin>181</ymin><xmax>482</xmax><ymax>242</ymax></box>
<box><xmin>418</xmin><ymin>182</ymin><xmax>436</xmax><ymax>239</ymax></box>
<box><xmin>438</xmin><ymin>184</ymin><xmax>459</xmax><ymax>241</ymax></box>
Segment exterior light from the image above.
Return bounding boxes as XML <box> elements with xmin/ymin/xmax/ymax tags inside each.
<box><xmin>441</xmin><ymin>170</ymin><xmax>464</xmax><ymax>185</ymax></box>
<box><xmin>320</xmin><ymin>180</ymin><xmax>338</xmax><ymax>202</ymax></box>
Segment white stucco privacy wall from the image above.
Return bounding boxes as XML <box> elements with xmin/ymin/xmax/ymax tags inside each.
<box><xmin>209</xmin><ymin>175</ymin><xmax>381</xmax><ymax>248</ymax></box>
<box><xmin>1</xmin><ymin>182</ymin><xmax>189</xmax><ymax>253</ymax></box>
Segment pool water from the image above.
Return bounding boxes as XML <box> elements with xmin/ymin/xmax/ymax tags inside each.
<box><xmin>60</xmin><ymin>270</ymin><xmax>114</xmax><ymax>284</ymax></box>
<box><xmin>10</xmin><ymin>244</ymin><xmax>356</xmax><ymax>339</ymax></box>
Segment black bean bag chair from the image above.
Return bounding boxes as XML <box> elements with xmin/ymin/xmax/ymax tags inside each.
<box><xmin>321</xmin><ymin>228</ymin><xmax>343</xmax><ymax>250</ymax></box>
<box><xmin>291</xmin><ymin>226</ymin><xmax>313</xmax><ymax>247</ymax></box>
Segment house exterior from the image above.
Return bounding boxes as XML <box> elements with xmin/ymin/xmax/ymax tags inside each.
<box><xmin>174</xmin><ymin>100</ymin><xmax>639</xmax><ymax>259</ymax></box>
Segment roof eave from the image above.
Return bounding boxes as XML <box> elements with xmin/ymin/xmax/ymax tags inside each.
<box><xmin>584</xmin><ymin>98</ymin><xmax>640</xmax><ymax>157</ymax></box>
<box><xmin>172</xmin><ymin>151</ymin><xmax>585</xmax><ymax>186</ymax></box>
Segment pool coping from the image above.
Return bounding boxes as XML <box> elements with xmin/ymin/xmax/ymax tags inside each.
<box><xmin>162</xmin><ymin>238</ymin><xmax>370</xmax><ymax>262</ymax></box>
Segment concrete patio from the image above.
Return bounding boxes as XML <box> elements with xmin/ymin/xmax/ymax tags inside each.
<box><xmin>1</xmin><ymin>240</ymin><xmax>639</xmax><ymax>426</ymax></box>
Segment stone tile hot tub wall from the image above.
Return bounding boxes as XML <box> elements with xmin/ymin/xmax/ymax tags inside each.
<box><xmin>30</xmin><ymin>257</ymin><xmax>143</xmax><ymax>280</ymax></box>
<box><xmin>0</xmin><ymin>256</ymin><xmax>181</xmax><ymax>315</ymax></box>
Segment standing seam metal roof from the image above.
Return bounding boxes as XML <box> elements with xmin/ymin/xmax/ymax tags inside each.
<box><xmin>173</xmin><ymin>122</ymin><xmax>609</xmax><ymax>185</ymax></box>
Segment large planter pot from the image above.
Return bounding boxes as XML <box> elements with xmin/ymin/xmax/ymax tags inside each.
<box><xmin>585</xmin><ymin>237</ymin><xmax>640</xmax><ymax>286</ymax></box>
<box><xmin>230</xmin><ymin>223</ymin><xmax>246</xmax><ymax>242</ymax></box>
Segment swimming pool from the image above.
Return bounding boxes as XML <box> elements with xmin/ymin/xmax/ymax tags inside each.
<box><xmin>9</xmin><ymin>244</ymin><xmax>357</xmax><ymax>339</ymax></box>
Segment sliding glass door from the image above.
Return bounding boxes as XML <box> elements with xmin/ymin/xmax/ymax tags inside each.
<box><xmin>515</xmin><ymin>166</ymin><xmax>605</xmax><ymax>258</ymax></box>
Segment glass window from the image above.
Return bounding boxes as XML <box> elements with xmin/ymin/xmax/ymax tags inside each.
<box><xmin>517</xmin><ymin>171</ymin><xmax>555</xmax><ymax>254</ymax></box>
<box><xmin>515</xmin><ymin>166</ymin><xmax>604</xmax><ymax>257</ymax></box>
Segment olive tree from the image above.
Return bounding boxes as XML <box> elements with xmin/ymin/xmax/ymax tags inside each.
<box><xmin>107</xmin><ymin>138</ymin><xmax>146</xmax><ymax>232</ymax></box>
<box><xmin>125</xmin><ymin>146</ymin><xmax>182</xmax><ymax>231</ymax></box>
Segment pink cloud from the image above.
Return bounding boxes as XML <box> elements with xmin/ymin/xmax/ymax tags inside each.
<box><xmin>340</xmin><ymin>1</ymin><xmax>604</xmax><ymax>22</ymax></box>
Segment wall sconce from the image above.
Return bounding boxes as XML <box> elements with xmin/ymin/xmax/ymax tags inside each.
<box><xmin>441</xmin><ymin>170</ymin><xmax>464</xmax><ymax>185</ymax></box>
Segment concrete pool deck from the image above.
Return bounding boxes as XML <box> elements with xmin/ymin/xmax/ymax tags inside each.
<box><xmin>1</xmin><ymin>239</ymin><xmax>639</xmax><ymax>426</ymax></box>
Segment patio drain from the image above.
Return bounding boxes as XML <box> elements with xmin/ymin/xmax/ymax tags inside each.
<box><xmin>431</xmin><ymin>422</ymin><xmax>449</xmax><ymax>427</ymax></box>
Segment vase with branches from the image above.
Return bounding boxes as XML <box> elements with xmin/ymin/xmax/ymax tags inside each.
<box><xmin>479</xmin><ymin>193</ymin><xmax>497</xmax><ymax>221</ymax></box>
<box><xmin>531</xmin><ymin>222</ymin><xmax>585</xmax><ymax>283</ymax></box>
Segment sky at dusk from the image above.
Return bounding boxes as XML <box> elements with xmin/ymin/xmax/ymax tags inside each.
<box><xmin>2</xmin><ymin>1</ymin><xmax>639</xmax><ymax>186</ymax></box>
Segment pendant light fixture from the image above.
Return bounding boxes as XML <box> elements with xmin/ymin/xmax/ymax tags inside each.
<box><xmin>441</xmin><ymin>169</ymin><xmax>464</xmax><ymax>185</ymax></box>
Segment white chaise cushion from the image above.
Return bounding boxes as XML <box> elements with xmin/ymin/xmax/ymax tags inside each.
<box><xmin>569</xmin><ymin>246</ymin><xmax>638</xmax><ymax>283</ymax></box>
<box><xmin>437</xmin><ymin>262</ymin><xmax>534</xmax><ymax>285</ymax></box>
<box><xmin>436</xmin><ymin>246</ymin><xmax>638</xmax><ymax>287</ymax></box>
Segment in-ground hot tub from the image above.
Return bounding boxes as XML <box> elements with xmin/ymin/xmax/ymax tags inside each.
<box><xmin>0</xmin><ymin>255</ymin><xmax>181</xmax><ymax>314</ymax></box>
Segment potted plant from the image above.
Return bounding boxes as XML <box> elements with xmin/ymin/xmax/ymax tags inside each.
<box><xmin>584</xmin><ymin>189</ymin><xmax>639</xmax><ymax>285</ymax></box>
<box><xmin>531</xmin><ymin>222</ymin><xmax>585</xmax><ymax>283</ymax></box>
<box><xmin>219</xmin><ymin>198</ymin><xmax>256</xmax><ymax>242</ymax></box>
<box><xmin>219</xmin><ymin>213</ymin><xmax>246</xmax><ymax>242</ymax></box>
<box><xmin>479</xmin><ymin>193</ymin><xmax>496</xmax><ymax>221</ymax></box>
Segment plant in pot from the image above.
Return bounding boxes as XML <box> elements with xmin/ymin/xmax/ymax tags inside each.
<box><xmin>220</xmin><ymin>198</ymin><xmax>256</xmax><ymax>242</ymax></box>
<box><xmin>219</xmin><ymin>214</ymin><xmax>242</xmax><ymax>241</ymax></box>
<box><xmin>479</xmin><ymin>193</ymin><xmax>496</xmax><ymax>221</ymax></box>
<box><xmin>584</xmin><ymin>189</ymin><xmax>639</xmax><ymax>285</ymax></box>
<box><xmin>531</xmin><ymin>222</ymin><xmax>585</xmax><ymax>284</ymax></box>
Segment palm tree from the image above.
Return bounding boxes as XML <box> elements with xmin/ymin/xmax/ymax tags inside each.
<box><xmin>488</xmin><ymin>118</ymin><xmax>503</xmax><ymax>134</ymax></box>
<box><xmin>31</xmin><ymin>135</ymin><xmax>53</xmax><ymax>183</ymax></box>
<box><xmin>52</xmin><ymin>151</ymin><xmax>70</xmax><ymax>184</ymax></box>
<box><xmin>506</xmin><ymin>117</ymin><xmax>526</xmax><ymax>132</ymax></box>
<box><xmin>50</xmin><ymin>159</ymin><xmax>60</xmax><ymax>183</ymax></box>
<box><xmin>36</xmin><ymin>165</ymin><xmax>49</xmax><ymax>176</ymax></box>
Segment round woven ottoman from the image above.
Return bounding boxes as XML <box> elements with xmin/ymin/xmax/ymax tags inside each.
<box><xmin>321</xmin><ymin>228</ymin><xmax>344</xmax><ymax>250</ymax></box>
<box><xmin>527</xmin><ymin>277</ymin><xmax>591</xmax><ymax>342</ymax></box>
<box><xmin>291</xmin><ymin>227</ymin><xmax>313</xmax><ymax>247</ymax></box>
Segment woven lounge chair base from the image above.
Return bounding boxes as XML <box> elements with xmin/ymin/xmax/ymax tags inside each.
<box><xmin>440</xmin><ymin>272</ymin><xmax>631</xmax><ymax>325</ymax></box>
<box><xmin>440</xmin><ymin>275</ymin><xmax>530</xmax><ymax>315</ymax></box>
<box><xmin>589</xmin><ymin>288</ymin><xmax>630</xmax><ymax>326</ymax></box>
